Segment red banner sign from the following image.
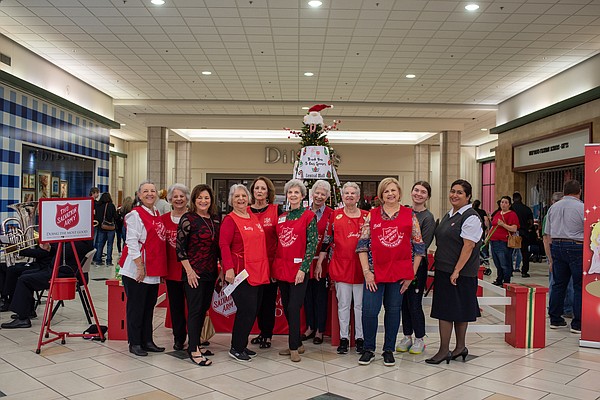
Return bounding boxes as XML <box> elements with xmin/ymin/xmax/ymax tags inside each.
<box><xmin>582</xmin><ymin>144</ymin><xmax>600</xmax><ymax>348</ymax></box>
<box><xmin>55</xmin><ymin>203</ymin><xmax>79</xmax><ymax>230</ymax></box>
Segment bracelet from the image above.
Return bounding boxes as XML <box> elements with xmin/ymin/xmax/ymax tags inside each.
<box><xmin>363</xmin><ymin>269</ymin><xmax>371</xmax><ymax>273</ymax></box>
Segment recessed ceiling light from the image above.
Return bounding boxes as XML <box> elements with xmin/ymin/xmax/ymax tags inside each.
<box><xmin>120</xmin><ymin>123</ymin><xmax>126</xmax><ymax>127</ymax></box>
<box><xmin>405</xmin><ymin>74</ymin><xmax>416</xmax><ymax>79</ymax></box>
<box><xmin>481</xmin><ymin>128</ymin><xmax>488</xmax><ymax>131</ymax></box>
<box><xmin>151</xmin><ymin>0</ymin><xmax>165</xmax><ymax>5</ymax></box>
<box><xmin>304</xmin><ymin>72</ymin><xmax>314</xmax><ymax>77</ymax></box>
<box><xmin>308</xmin><ymin>1</ymin><xmax>323</xmax><ymax>7</ymax></box>
<box><xmin>465</xmin><ymin>4</ymin><xmax>479</xmax><ymax>11</ymax></box>
<box><xmin>201</xmin><ymin>71</ymin><xmax>212</xmax><ymax>75</ymax></box>
<box><xmin>301</xmin><ymin>107</ymin><xmax>309</xmax><ymax>110</ymax></box>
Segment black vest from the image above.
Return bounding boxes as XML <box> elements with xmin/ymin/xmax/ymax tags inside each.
<box><xmin>434</xmin><ymin>207</ymin><xmax>481</xmax><ymax>277</ymax></box>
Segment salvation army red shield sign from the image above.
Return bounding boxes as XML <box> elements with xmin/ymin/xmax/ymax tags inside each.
<box><xmin>55</xmin><ymin>203</ymin><xmax>79</xmax><ymax>230</ymax></box>
<box><xmin>39</xmin><ymin>198</ymin><xmax>93</xmax><ymax>243</ymax></box>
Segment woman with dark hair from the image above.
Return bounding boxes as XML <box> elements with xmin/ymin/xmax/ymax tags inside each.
<box><xmin>273</xmin><ymin>179</ymin><xmax>318</xmax><ymax>362</ymax></box>
<box><xmin>356</xmin><ymin>177</ymin><xmax>425</xmax><ymax>367</ymax></box>
<box><xmin>426</xmin><ymin>179</ymin><xmax>482</xmax><ymax>364</ymax></box>
<box><xmin>161</xmin><ymin>183</ymin><xmax>190</xmax><ymax>351</ymax></box>
<box><xmin>94</xmin><ymin>192</ymin><xmax>117</xmax><ymax>266</ymax></box>
<box><xmin>489</xmin><ymin>196</ymin><xmax>519</xmax><ymax>286</ymax></box>
<box><xmin>220</xmin><ymin>184</ymin><xmax>270</xmax><ymax>361</ymax></box>
<box><xmin>177</xmin><ymin>184</ymin><xmax>221</xmax><ymax>366</ymax></box>
<box><xmin>248</xmin><ymin>176</ymin><xmax>281</xmax><ymax>349</ymax></box>
<box><xmin>396</xmin><ymin>181</ymin><xmax>435</xmax><ymax>355</ymax></box>
<box><xmin>119</xmin><ymin>181</ymin><xmax>167</xmax><ymax>357</ymax></box>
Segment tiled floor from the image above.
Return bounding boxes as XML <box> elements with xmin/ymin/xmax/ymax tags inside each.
<box><xmin>1</xmin><ymin>257</ymin><xmax>599</xmax><ymax>400</ymax></box>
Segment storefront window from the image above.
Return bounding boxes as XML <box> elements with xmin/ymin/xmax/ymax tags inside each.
<box><xmin>21</xmin><ymin>145</ymin><xmax>95</xmax><ymax>201</ymax></box>
<box><xmin>481</xmin><ymin>160</ymin><xmax>496</xmax><ymax>214</ymax></box>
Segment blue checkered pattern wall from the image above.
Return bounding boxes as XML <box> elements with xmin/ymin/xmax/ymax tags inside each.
<box><xmin>0</xmin><ymin>83</ymin><xmax>111</xmax><ymax>223</ymax></box>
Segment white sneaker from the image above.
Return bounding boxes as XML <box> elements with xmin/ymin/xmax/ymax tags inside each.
<box><xmin>409</xmin><ymin>337</ymin><xmax>425</xmax><ymax>354</ymax></box>
<box><xmin>396</xmin><ymin>336</ymin><xmax>412</xmax><ymax>352</ymax></box>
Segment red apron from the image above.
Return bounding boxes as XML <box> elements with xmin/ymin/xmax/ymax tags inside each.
<box><xmin>370</xmin><ymin>206</ymin><xmax>413</xmax><ymax>283</ymax></box>
<box><xmin>273</xmin><ymin>209</ymin><xmax>316</xmax><ymax>283</ymax></box>
<box><xmin>248</xmin><ymin>204</ymin><xmax>278</xmax><ymax>271</ymax></box>
<box><xmin>119</xmin><ymin>206</ymin><xmax>167</xmax><ymax>277</ymax></box>
<box><xmin>328</xmin><ymin>208</ymin><xmax>369</xmax><ymax>284</ymax></box>
<box><xmin>229</xmin><ymin>212</ymin><xmax>270</xmax><ymax>286</ymax></box>
<box><xmin>310</xmin><ymin>206</ymin><xmax>333</xmax><ymax>278</ymax></box>
<box><xmin>161</xmin><ymin>212</ymin><xmax>183</xmax><ymax>281</ymax></box>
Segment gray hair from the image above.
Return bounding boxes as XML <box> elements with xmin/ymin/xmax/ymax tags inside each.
<box><xmin>137</xmin><ymin>180</ymin><xmax>156</xmax><ymax>193</ymax></box>
<box><xmin>342</xmin><ymin>181</ymin><xmax>361</xmax><ymax>196</ymax></box>
<box><xmin>167</xmin><ymin>183</ymin><xmax>190</xmax><ymax>202</ymax></box>
<box><xmin>312</xmin><ymin>179</ymin><xmax>331</xmax><ymax>197</ymax></box>
<box><xmin>228</xmin><ymin>184</ymin><xmax>251</xmax><ymax>206</ymax></box>
<box><xmin>551</xmin><ymin>191</ymin><xmax>564</xmax><ymax>204</ymax></box>
<box><xmin>284</xmin><ymin>179</ymin><xmax>307</xmax><ymax>198</ymax></box>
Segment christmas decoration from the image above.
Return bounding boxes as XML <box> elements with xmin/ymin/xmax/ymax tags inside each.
<box><xmin>285</xmin><ymin>104</ymin><xmax>342</xmax><ymax>205</ymax></box>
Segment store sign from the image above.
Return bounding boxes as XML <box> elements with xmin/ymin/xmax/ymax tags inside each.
<box><xmin>265</xmin><ymin>147</ymin><xmax>296</xmax><ymax>164</ymax></box>
<box><xmin>38</xmin><ymin>198</ymin><xmax>94</xmax><ymax>243</ymax></box>
<box><xmin>513</xmin><ymin>126</ymin><xmax>590</xmax><ymax>171</ymax></box>
<box><xmin>581</xmin><ymin>144</ymin><xmax>600</xmax><ymax>349</ymax></box>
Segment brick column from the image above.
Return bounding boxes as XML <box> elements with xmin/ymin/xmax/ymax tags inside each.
<box><xmin>147</xmin><ymin>126</ymin><xmax>168</xmax><ymax>190</ymax></box>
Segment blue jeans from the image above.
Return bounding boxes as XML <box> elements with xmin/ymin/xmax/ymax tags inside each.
<box><xmin>491</xmin><ymin>241</ymin><xmax>512</xmax><ymax>283</ymax></box>
<box><xmin>548</xmin><ymin>242</ymin><xmax>582</xmax><ymax>330</ymax></box>
<box><xmin>95</xmin><ymin>229</ymin><xmax>115</xmax><ymax>264</ymax></box>
<box><xmin>513</xmin><ymin>248</ymin><xmax>522</xmax><ymax>271</ymax></box>
<box><xmin>549</xmin><ymin>270</ymin><xmax>573</xmax><ymax>315</ymax></box>
<box><xmin>362</xmin><ymin>281</ymin><xmax>403</xmax><ymax>352</ymax></box>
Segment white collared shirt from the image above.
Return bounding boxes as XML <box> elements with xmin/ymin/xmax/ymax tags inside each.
<box><xmin>446</xmin><ymin>204</ymin><xmax>482</xmax><ymax>243</ymax></box>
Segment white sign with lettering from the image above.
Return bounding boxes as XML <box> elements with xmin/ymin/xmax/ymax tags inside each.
<box><xmin>513</xmin><ymin>127</ymin><xmax>590</xmax><ymax>170</ymax></box>
<box><xmin>38</xmin><ymin>198</ymin><xmax>94</xmax><ymax>243</ymax></box>
<box><xmin>296</xmin><ymin>146</ymin><xmax>333</xmax><ymax>179</ymax></box>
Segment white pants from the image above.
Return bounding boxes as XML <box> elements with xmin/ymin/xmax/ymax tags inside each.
<box><xmin>335</xmin><ymin>281</ymin><xmax>364</xmax><ymax>339</ymax></box>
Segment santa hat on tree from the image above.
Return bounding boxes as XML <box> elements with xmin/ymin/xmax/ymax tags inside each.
<box><xmin>304</xmin><ymin>104</ymin><xmax>333</xmax><ymax>125</ymax></box>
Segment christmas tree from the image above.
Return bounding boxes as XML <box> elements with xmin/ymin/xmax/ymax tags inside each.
<box><xmin>286</xmin><ymin>104</ymin><xmax>342</xmax><ymax>205</ymax></box>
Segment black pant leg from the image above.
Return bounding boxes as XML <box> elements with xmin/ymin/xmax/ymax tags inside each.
<box><xmin>10</xmin><ymin>269</ymin><xmax>51</xmax><ymax>318</ymax></box>
<box><xmin>520</xmin><ymin>237</ymin><xmax>530</xmax><ymax>274</ymax></box>
<box><xmin>314</xmin><ymin>277</ymin><xmax>328</xmax><ymax>333</ymax></box>
<box><xmin>142</xmin><ymin>282</ymin><xmax>159</xmax><ymax>344</ymax></box>
<box><xmin>122</xmin><ymin>275</ymin><xmax>148</xmax><ymax>345</ymax></box>
<box><xmin>4</xmin><ymin>263</ymin><xmax>32</xmax><ymax>301</ymax></box>
<box><xmin>231</xmin><ymin>280</ymin><xmax>260</xmax><ymax>352</ymax></box>
<box><xmin>185</xmin><ymin>280</ymin><xmax>213</xmax><ymax>353</ymax></box>
<box><xmin>257</xmin><ymin>282</ymin><xmax>277</xmax><ymax>338</ymax></box>
<box><xmin>166</xmin><ymin>279</ymin><xmax>187</xmax><ymax>345</ymax></box>
<box><xmin>279</xmin><ymin>278</ymin><xmax>308</xmax><ymax>350</ymax></box>
<box><xmin>304</xmin><ymin>279</ymin><xmax>316</xmax><ymax>330</ymax></box>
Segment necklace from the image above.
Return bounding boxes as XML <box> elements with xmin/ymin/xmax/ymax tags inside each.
<box><xmin>199</xmin><ymin>214</ymin><xmax>215</xmax><ymax>240</ymax></box>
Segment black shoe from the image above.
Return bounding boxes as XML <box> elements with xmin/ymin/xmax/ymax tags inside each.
<box><xmin>451</xmin><ymin>347</ymin><xmax>469</xmax><ymax>361</ymax></box>
<box><xmin>358</xmin><ymin>350</ymin><xmax>375</xmax><ymax>365</ymax></box>
<box><xmin>1</xmin><ymin>318</ymin><xmax>31</xmax><ymax>329</ymax></box>
<box><xmin>142</xmin><ymin>342</ymin><xmax>165</xmax><ymax>352</ymax></box>
<box><xmin>521</xmin><ymin>273</ymin><xmax>531</xmax><ymax>278</ymax></box>
<box><xmin>173</xmin><ymin>342</ymin><xmax>185</xmax><ymax>351</ymax></box>
<box><xmin>337</xmin><ymin>338</ymin><xmax>349</xmax><ymax>354</ymax></box>
<box><xmin>550</xmin><ymin>320</ymin><xmax>568</xmax><ymax>329</ymax></box>
<box><xmin>355</xmin><ymin>338</ymin><xmax>364</xmax><ymax>354</ymax></box>
<box><xmin>301</xmin><ymin>330</ymin><xmax>316</xmax><ymax>341</ymax></box>
<box><xmin>244</xmin><ymin>348</ymin><xmax>257</xmax><ymax>358</ymax></box>
<box><xmin>11</xmin><ymin>311</ymin><xmax>36</xmax><ymax>320</ymax></box>
<box><xmin>425</xmin><ymin>351</ymin><xmax>452</xmax><ymax>365</ymax></box>
<box><xmin>492</xmin><ymin>280</ymin><xmax>503</xmax><ymax>287</ymax></box>
<box><xmin>313</xmin><ymin>335</ymin><xmax>323</xmax><ymax>345</ymax></box>
<box><xmin>229</xmin><ymin>348</ymin><xmax>251</xmax><ymax>361</ymax></box>
<box><xmin>129</xmin><ymin>345</ymin><xmax>148</xmax><ymax>356</ymax></box>
<box><xmin>382</xmin><ymin>350</ymin><xmax>395</xmax><ymax>367</ymax></box>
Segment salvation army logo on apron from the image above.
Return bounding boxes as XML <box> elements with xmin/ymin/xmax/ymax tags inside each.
<box><xmin>378</xmin><ymin>227</ymin><xmax>404</xmax><ymax>248</ymax></box>
<box><xmin>279</xmin><ymin>227</ymin><xmax>298</xmax><ymax>247</ymax></box>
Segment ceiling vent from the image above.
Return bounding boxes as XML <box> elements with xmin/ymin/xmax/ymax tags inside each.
<box><xmin>0</xmin><ymin>53</ymin><xmax>11</xmax><ymax>66</ymax></box>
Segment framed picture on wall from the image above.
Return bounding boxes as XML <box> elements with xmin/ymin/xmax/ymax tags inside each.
<box><xmin>60</xmin><ymin>180</ymin><xmax>68</xmax><ymax>198</ymax></box>
<box><xmin>22</xmin><ymin>190</ymin><xmax>35</xmax><ymax>203</ymax></box>
<box><xmin>51</xmin><ymin>176</ymin><xmax>60</xmax><ymax>196</ymax></box>
<box><xmin>22</xmin><ymin>174</ymin><xmax>30</xmax><ymax>189</ymax></box>
<box><xmin>28</xmin><ymin>174</ymin><xmax>36</xmax><ymax>190</ymax></box>
<box><xmin>37</xmin><ymin>170</ymin><xmax>51</xmax><ymax>199</ymax></box>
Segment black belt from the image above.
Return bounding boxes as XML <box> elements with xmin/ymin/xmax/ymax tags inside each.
<box><xmin>552</xmin><ymin>239</ymin><xmax>583</xmax><ymax>244</ymax></box>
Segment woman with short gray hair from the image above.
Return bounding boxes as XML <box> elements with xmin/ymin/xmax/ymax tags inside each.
<box><xmin>273</xmin><ymin>179</ymin><xmax>318</xmax><ymax>362</ymax></box>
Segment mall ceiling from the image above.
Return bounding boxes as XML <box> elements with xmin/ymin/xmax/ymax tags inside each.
<box><xmin>0</xmin><ymin>0</ymin><xmax>599</xmax><ymax>145</ymax></box>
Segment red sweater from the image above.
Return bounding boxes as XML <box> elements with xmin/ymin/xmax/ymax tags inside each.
<box><xmin>490</xmin><ymin>210</ymin><xmax>520</xmax><ymax>242</ymax></box>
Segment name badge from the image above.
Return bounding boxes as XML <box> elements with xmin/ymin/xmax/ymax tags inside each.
<box><xmin>278</xmin><ymin>216</ymin><xmax>286</xmax><ymax>224</ymax></box>
<box><xmin>293</xmin><ymin>258</ymin><xmax>303</xmax><ymax>264</ymax></box>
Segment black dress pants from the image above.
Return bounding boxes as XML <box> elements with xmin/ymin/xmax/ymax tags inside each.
<box><xmin>184</xmin><ymin>279</ymin><xmax>214</xmax><ymax>353</ymax></box>
<box><xmin>165</xmin><ymin>279</ymin><xmax>187</xmax><ymax>345</ymax></box>
<box><xmin>304</xmin><ymin>277</ymin><xmax>328</xmax><ymax>333</ymax></box>
<box><xmin>256</xmin><ymin>281</ymin><xmax>278</xmax><ymax>338</ymax></box>
<box><xmin>279</xmin><ymin>278</ymin><xmax>308</xmax><ymax>350</ymax></box>
<box><xmin>520</xmin><ymin>236</ymin><xmax>530</xmax><ymax>274</ymax></box>
<box><xmin>121</xmin><ymin>275</ymin><xmax>159</xmax><ymax>346</ymax></box>
<box><xmin>4</xmin><ymin>263</ymin><xmax>41</xmax><ymax>302</ymax></box>
<box><xmin>231</xmin><ymin>280</ymin><xmax>261</xmax><ymax>352</ymax></box>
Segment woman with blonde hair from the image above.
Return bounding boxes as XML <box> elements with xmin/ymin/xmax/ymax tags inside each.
<box><xmin>356</xmin><ymin>177</ymin><xmax>425</xmax><ymax>367</ymax></box>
